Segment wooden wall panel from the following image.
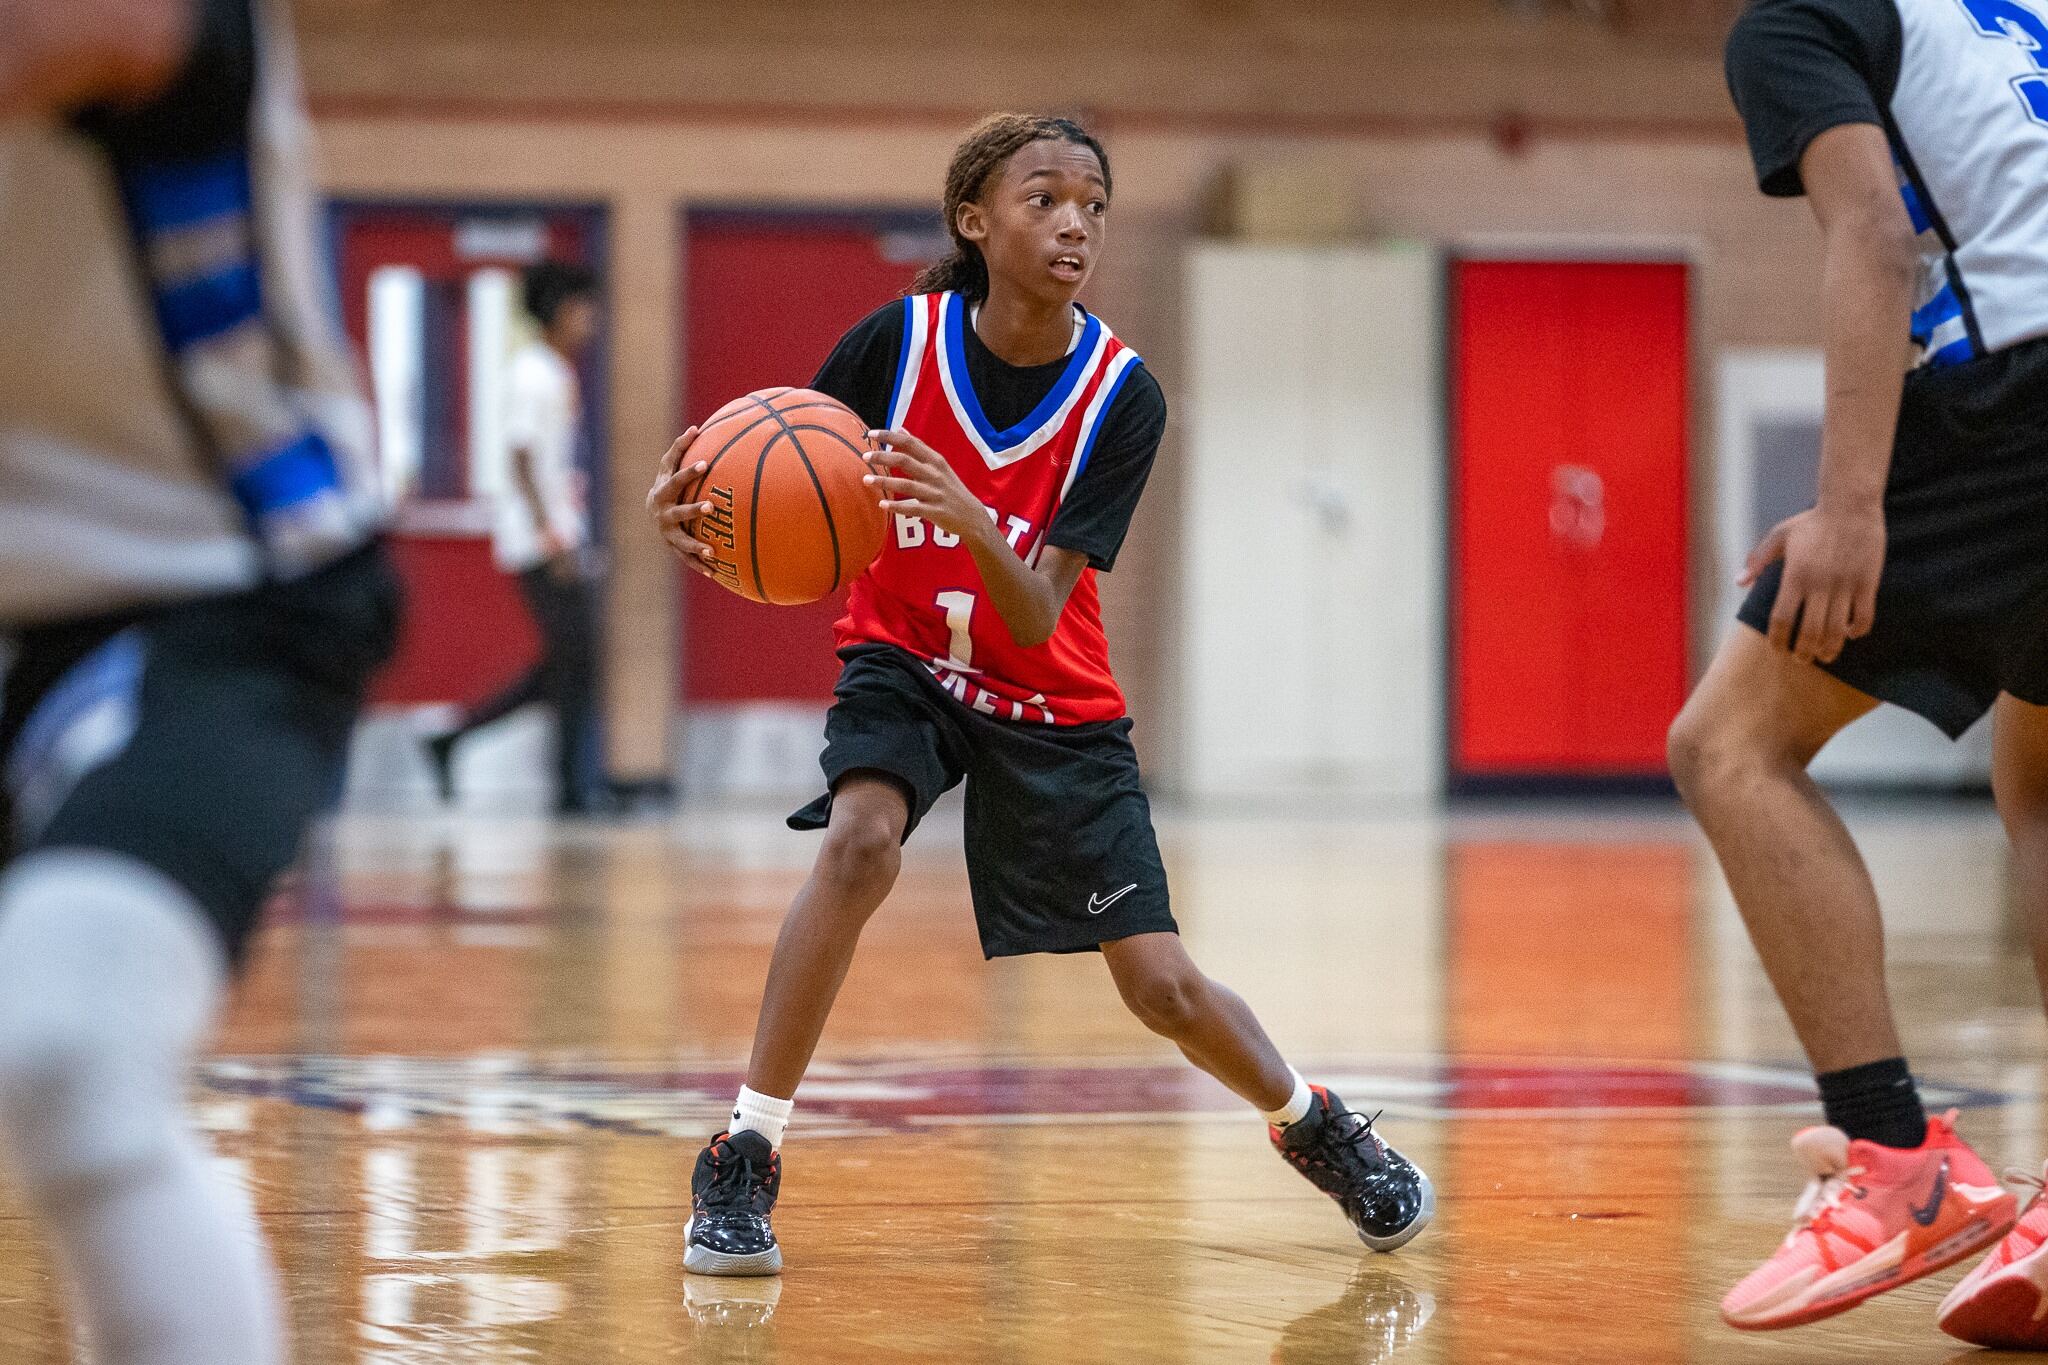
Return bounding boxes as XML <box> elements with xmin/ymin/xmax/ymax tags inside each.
<box><xmin>297</xmin><ymin>0</ymin><xmax>1741</xmax><ymax>130</ymax></box>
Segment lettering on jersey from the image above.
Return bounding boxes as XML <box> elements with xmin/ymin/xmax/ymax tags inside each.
<box><xmin>1959</xmin><ymin>0</ymin><xmax>2048</xmax><ymax>123</ymax></box>
<box><xmin>697</xmin><ymin>484</ymin><xmax>743</xmax><ymax>593</ymax></box>
<box><xmin>892</xmin><ymin>508</ymin><xmax>1037</xmax><ymax>553</ymax></box>
<box><xmin>926</xmin><ymin>666</ymin><xmax>1057</xmax><ymax>725</ymax></box>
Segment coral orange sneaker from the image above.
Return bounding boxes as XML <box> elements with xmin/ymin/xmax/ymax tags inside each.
<box><xmin>1939</xmin><ymin>1163</ymin><xmax>2048</xmax><ymax>1348</ymax></box>
<box><xmin>1721</xmin><ymin>1111</ymin><xmax>2014</xmax><ymax>1331</ymax></box>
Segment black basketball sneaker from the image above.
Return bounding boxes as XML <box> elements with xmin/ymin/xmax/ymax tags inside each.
<box><xmin>1272</xmin><ymin>1086</ymin><xmax>1434</xmax><ymax>1252</ymax></box>
<box><xmin>685</xmin><ymin>1129</ymin><xmax>783</xmax><ymax>1275</ymax></box>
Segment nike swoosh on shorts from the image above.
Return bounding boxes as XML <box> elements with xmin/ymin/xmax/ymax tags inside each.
<box><xmin>1088</xmin><ymin>884</ymin><xmax>1139</xmax><ymax>915</ymax></box>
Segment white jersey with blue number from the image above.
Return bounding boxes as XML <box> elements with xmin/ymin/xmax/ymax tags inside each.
<box><xmin>1896</xmin><ymin>0</ymin><xmax>2048</xmax><ymax>364</ymax></box>
<box><xmin>1729</xmin><ymin>0</ymin><xmax>2048</xmax><ymax>367</ymax></box>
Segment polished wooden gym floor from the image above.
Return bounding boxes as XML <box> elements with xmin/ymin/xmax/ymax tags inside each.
<box><xmin>2</xmin><ymin>797</ymin><xmax>2046</xmax><ymax>1363</ymax></box>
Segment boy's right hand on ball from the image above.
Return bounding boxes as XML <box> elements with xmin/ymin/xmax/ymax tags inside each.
<box><xmin>647</xmin><ymin>428</ymin><xmax>719</xmax><ymax>579</ymax></box>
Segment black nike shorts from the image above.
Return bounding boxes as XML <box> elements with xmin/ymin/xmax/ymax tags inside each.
<box><xmin>789</xmin><ymin>645</ymin><xmax>1176</xmax><ymax>958</ymax></box>
<box><xmin>1739</xmin><ymin>335</ymin><xmax>2048</xmax><ymax>738</ymax></box>
<box><xmin>0</xmin><ymin>544</ymin><xmax>401</xmax><ymax>965</ymax></box>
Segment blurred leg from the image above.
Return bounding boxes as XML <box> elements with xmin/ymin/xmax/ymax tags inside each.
<box><xmin>526</xmin><ymin>567</ymin><xmax>603</xmax><ymax>810</ymax></box>
<box><xmin>439</xmin><ymin>566</ymin><xmax>558</xmax><ymax>744</ymax></box>
<box><xmin>0</xmin><ymin>852</ymin><xmax>281</xmax><ymax>1365</ymax></box>
<box><xmin>450</xmin><ymin>665</ymin><xmax>546</xmax><ymax>737</ymax></box>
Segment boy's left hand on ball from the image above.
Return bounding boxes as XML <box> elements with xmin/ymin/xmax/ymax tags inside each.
<box><xmin>864</xmin><ymin>430</ymin><xmax>984</xmax><ymax>540</ymax></box>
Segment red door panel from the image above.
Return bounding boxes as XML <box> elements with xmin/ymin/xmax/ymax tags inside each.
<box><xmin>680</xmin><ymin>211</ymin><xmax>936</xmax><ymax>705</ymax></box>
<box><xmin>1451</xmin><ymin>260</ymin><xmax>1689</xmax><ymax>780</ymax></box>
<box><xmin>1574</xmin><ymin>266</ymin><xmax>1691</xmax><ymax>768</ymax></box>
<box><xmin>331</xmin><ymin>203</ymin><xmax>604</xmax><ymax>706</ymax></box>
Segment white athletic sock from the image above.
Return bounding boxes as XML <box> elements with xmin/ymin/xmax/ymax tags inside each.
<box><xmin>0</xmin><ymin>851</ymin><xmax>283</xmax><ymax>1365</ymax></box>
<box><xmin>730</xmin><ymin>1086</ymin><xmax>794</xmax><ymax>1149</ymax></box>
<box><xmin>1261</xmin><ymin>1068</ymin><xmax>1314</xmax><ymax>1128</ymax></box>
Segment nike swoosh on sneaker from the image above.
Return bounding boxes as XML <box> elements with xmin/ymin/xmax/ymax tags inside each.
<box><xmin>1911</xmin><ymin>1158</ymin><xmax>1950</xmax><ymax>1228</ymax></box>
<box><xmin>1088</xmin><ymin>884</ymin><xmax>1139</xmax><ymax>915</ymax></box>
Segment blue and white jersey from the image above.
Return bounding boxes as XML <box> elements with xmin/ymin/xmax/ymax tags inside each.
<box><xmin>0</xmin><ymin>0</ymin><xmax>382</xmax><ymax>627</ymax></box>
<box><xmin>1728</xmin><ymin>0</ymin><xmax>2048</xmax><ymax>368</ymax></box>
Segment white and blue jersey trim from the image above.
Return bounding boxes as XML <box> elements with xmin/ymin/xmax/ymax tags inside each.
<box><xmin>884</xmin><ymin>293</ymin><xmax>929</xmax><ymax>431</ymax></box>
<box><xmin>118</xmin><ymin>153</ymin><xmax>265</xmax><ymax>352</ymax></box>
<box><xmin>1029</xmin><ymin>347</ymin><xmax>1143</xmax><ymax>566</ymax></box>
<box><xmin>109</xmin><ymin>147</ymin><xmax>357</xmax><ymax>569</ymax></box>
<box><xmin>1913</xmin><ymin>280</ymin><xmax>1978</xmax><ymax>366</ymax></box>
<box><xmin>1061</xmin><ymin>349</ymin><xmax>1142</xmax><ymax>499</ymax></box>
<box><xmin>1892</xmin><ymin>147</ymin><xmax>1984</xmax><ymax>368</ymax></box>
<box><xmin>932</xmin><ymin>293</ymin><xmax>1113</xmax><ymax>470</ymax></box>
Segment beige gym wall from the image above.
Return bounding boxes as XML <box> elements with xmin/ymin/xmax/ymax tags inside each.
<box><xmin>301</xmin><ymin>0</ymin><xmax>1821</xmax><ymax>787</ymax></box>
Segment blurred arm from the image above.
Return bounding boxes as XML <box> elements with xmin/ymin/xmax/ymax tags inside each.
<box><xmin>0</xmin><ymin>0</ymin><xmax>195</xmax><ymax>116</ymax></box>
<box><xmin>510</xmin><ymin>446</ymin><xmax>561</xmax><ymax>551</ymax></box>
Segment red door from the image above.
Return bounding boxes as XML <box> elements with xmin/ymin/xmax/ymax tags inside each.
<box><xmin>330</xmin><ymin>202</ymin><xmax>606</xmax><ymax>706</ymax></box>
<box><xmin>679</xmin><ymin>210</ymin><xmax>939</xmax><ymax>706</ymax></box>
<box><xmin>1450</xmin><ymin>260</ymin><xmax>1690</xmax><ymax>784</ymax></box>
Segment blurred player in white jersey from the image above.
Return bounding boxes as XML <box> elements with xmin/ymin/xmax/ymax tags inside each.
<box><xmin>0</xmin><ymin>1</ymin><xmax>395</xmax><ymax>1360</ymax></box>
<box><xmin>424</xmin><ymin>260</ymin><xmax>608</xmax><ymax>815</ymax></box>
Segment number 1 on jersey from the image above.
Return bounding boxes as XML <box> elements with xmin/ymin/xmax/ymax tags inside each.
<box><xmin>936</xmin><ymin>589</ymin><xmax>978</xmax><ymax>672</ymax></box>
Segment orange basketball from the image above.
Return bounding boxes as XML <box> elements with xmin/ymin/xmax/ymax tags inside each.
<box><xmin>678</xmin><ymin>387</ymin><xmax>886</xmax><ymax>605</ymax></box>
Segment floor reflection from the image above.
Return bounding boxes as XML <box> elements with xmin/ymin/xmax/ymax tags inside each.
<box><xmin>0</xmin><ymin>803</ymin><xmax>2039</xmax><ymax>1362</ymax></box>
<box><xmin>1272</xmin><ymin>1269</ymin><xmax>1435</xmax><ymax>1364</ymax></box>
<box><xmin>686</xmin><ymin>1277</ymin><xmax>782</xmax><ymax>1364</ymax></box>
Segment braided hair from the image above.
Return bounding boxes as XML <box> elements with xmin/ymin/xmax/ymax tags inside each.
<box><xmin>911</xmin><ymin>113</ymin><xmax>1112</xmax><ymax>302</ymax></box>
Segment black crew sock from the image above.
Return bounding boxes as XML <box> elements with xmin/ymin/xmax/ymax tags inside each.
<box><xmin>1816</xmin><ymin>1057</ymin><xmax>1928</xmax><ymax>1149</ymax></box>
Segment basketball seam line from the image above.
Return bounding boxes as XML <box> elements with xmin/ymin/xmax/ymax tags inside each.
<box><xmin>742</xmin><ymin>393</ymin><xmax>825</xmax><ymax>602</ymax></box>
<box><xmin>779</xmin><ymin>424</ymin><xmax>867</xmax><ymax>455</ymax></box>
<box><xmin>747</xmin><ymin>414</ymin><xmax>777</xmax><ymax>601</ymax></box>
<box><xmin>711</xmin><ymin>400</ymin><xmax>844</xmax><ymax>425</ymax></box>
<box><xmin>773</xmin><ymin>421</ymin><xmax>870</xmax><ymax>591</ymax></box>
<box><xmin>695</xmin><ymin>401</ymin><xmax>844</xmax><ymax>479</ymax></box>
<box><xmin>695</xmin><ymin>410</ymin><xmax>783</xmax><ymax>501</ymax></box>
<box><xmin>788</xmin><ymin>428</ymin><xmax>843</xmax><ymax>595</ymax></box>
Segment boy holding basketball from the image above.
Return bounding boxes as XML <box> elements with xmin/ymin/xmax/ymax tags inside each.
<box><xmin>648</xmin><ymin>113</ymin><xmax>1431</xmax><ymax>1276</ymax></box>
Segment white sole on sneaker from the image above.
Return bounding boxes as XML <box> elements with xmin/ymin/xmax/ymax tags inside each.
<box><xmin>1359</xmin><ymin>1171</ymin><xmax>1436</xmax><ymax>1253</ymax></box>
<box><xmin>1725</xmin><ymin>1211</ymin><xmax>2010</xmax><ymax>1331</ymax></box>
<box><xmin>683</xmin><ymin>1216</ymin><xmax>784</xmax><ymax>1277</ymax></box>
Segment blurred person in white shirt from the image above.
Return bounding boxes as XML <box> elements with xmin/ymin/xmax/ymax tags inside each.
<box><xmin>424</xmin><ymin>260</ymin><xmax>609</xmax><ymax>815</ymax></box>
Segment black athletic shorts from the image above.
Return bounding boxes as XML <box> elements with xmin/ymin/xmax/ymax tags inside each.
<box><xmin>0</xmin><ymin>544</ymin><xmax>401</xmax><ymax>964</ymax></box>
<box><xmin>1740</xmin><ymin>335</ymin><xmax>2048</xmax><ymax>738</ymax></box>
<box><xmin>789</xmin><ymin>645</ymin><xmax>1177</xmax><ymax>959</ymax></box>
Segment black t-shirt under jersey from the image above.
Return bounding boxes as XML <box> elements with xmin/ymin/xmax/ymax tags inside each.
<box><xmin>1725</xmin><ymin>0</ymin><xmax>1903</xmax><ymax>196</ymax></box>
<box><xmin>811</xmin><ymin>300</ymin><xmax>1167</xmax><ymax>573</ymax></box>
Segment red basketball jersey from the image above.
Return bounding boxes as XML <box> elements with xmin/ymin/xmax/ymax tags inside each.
<box><xmin>835</xmin><ymin>292</ymin><xmax>1144</xmax><ymax>725</ymax></box>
